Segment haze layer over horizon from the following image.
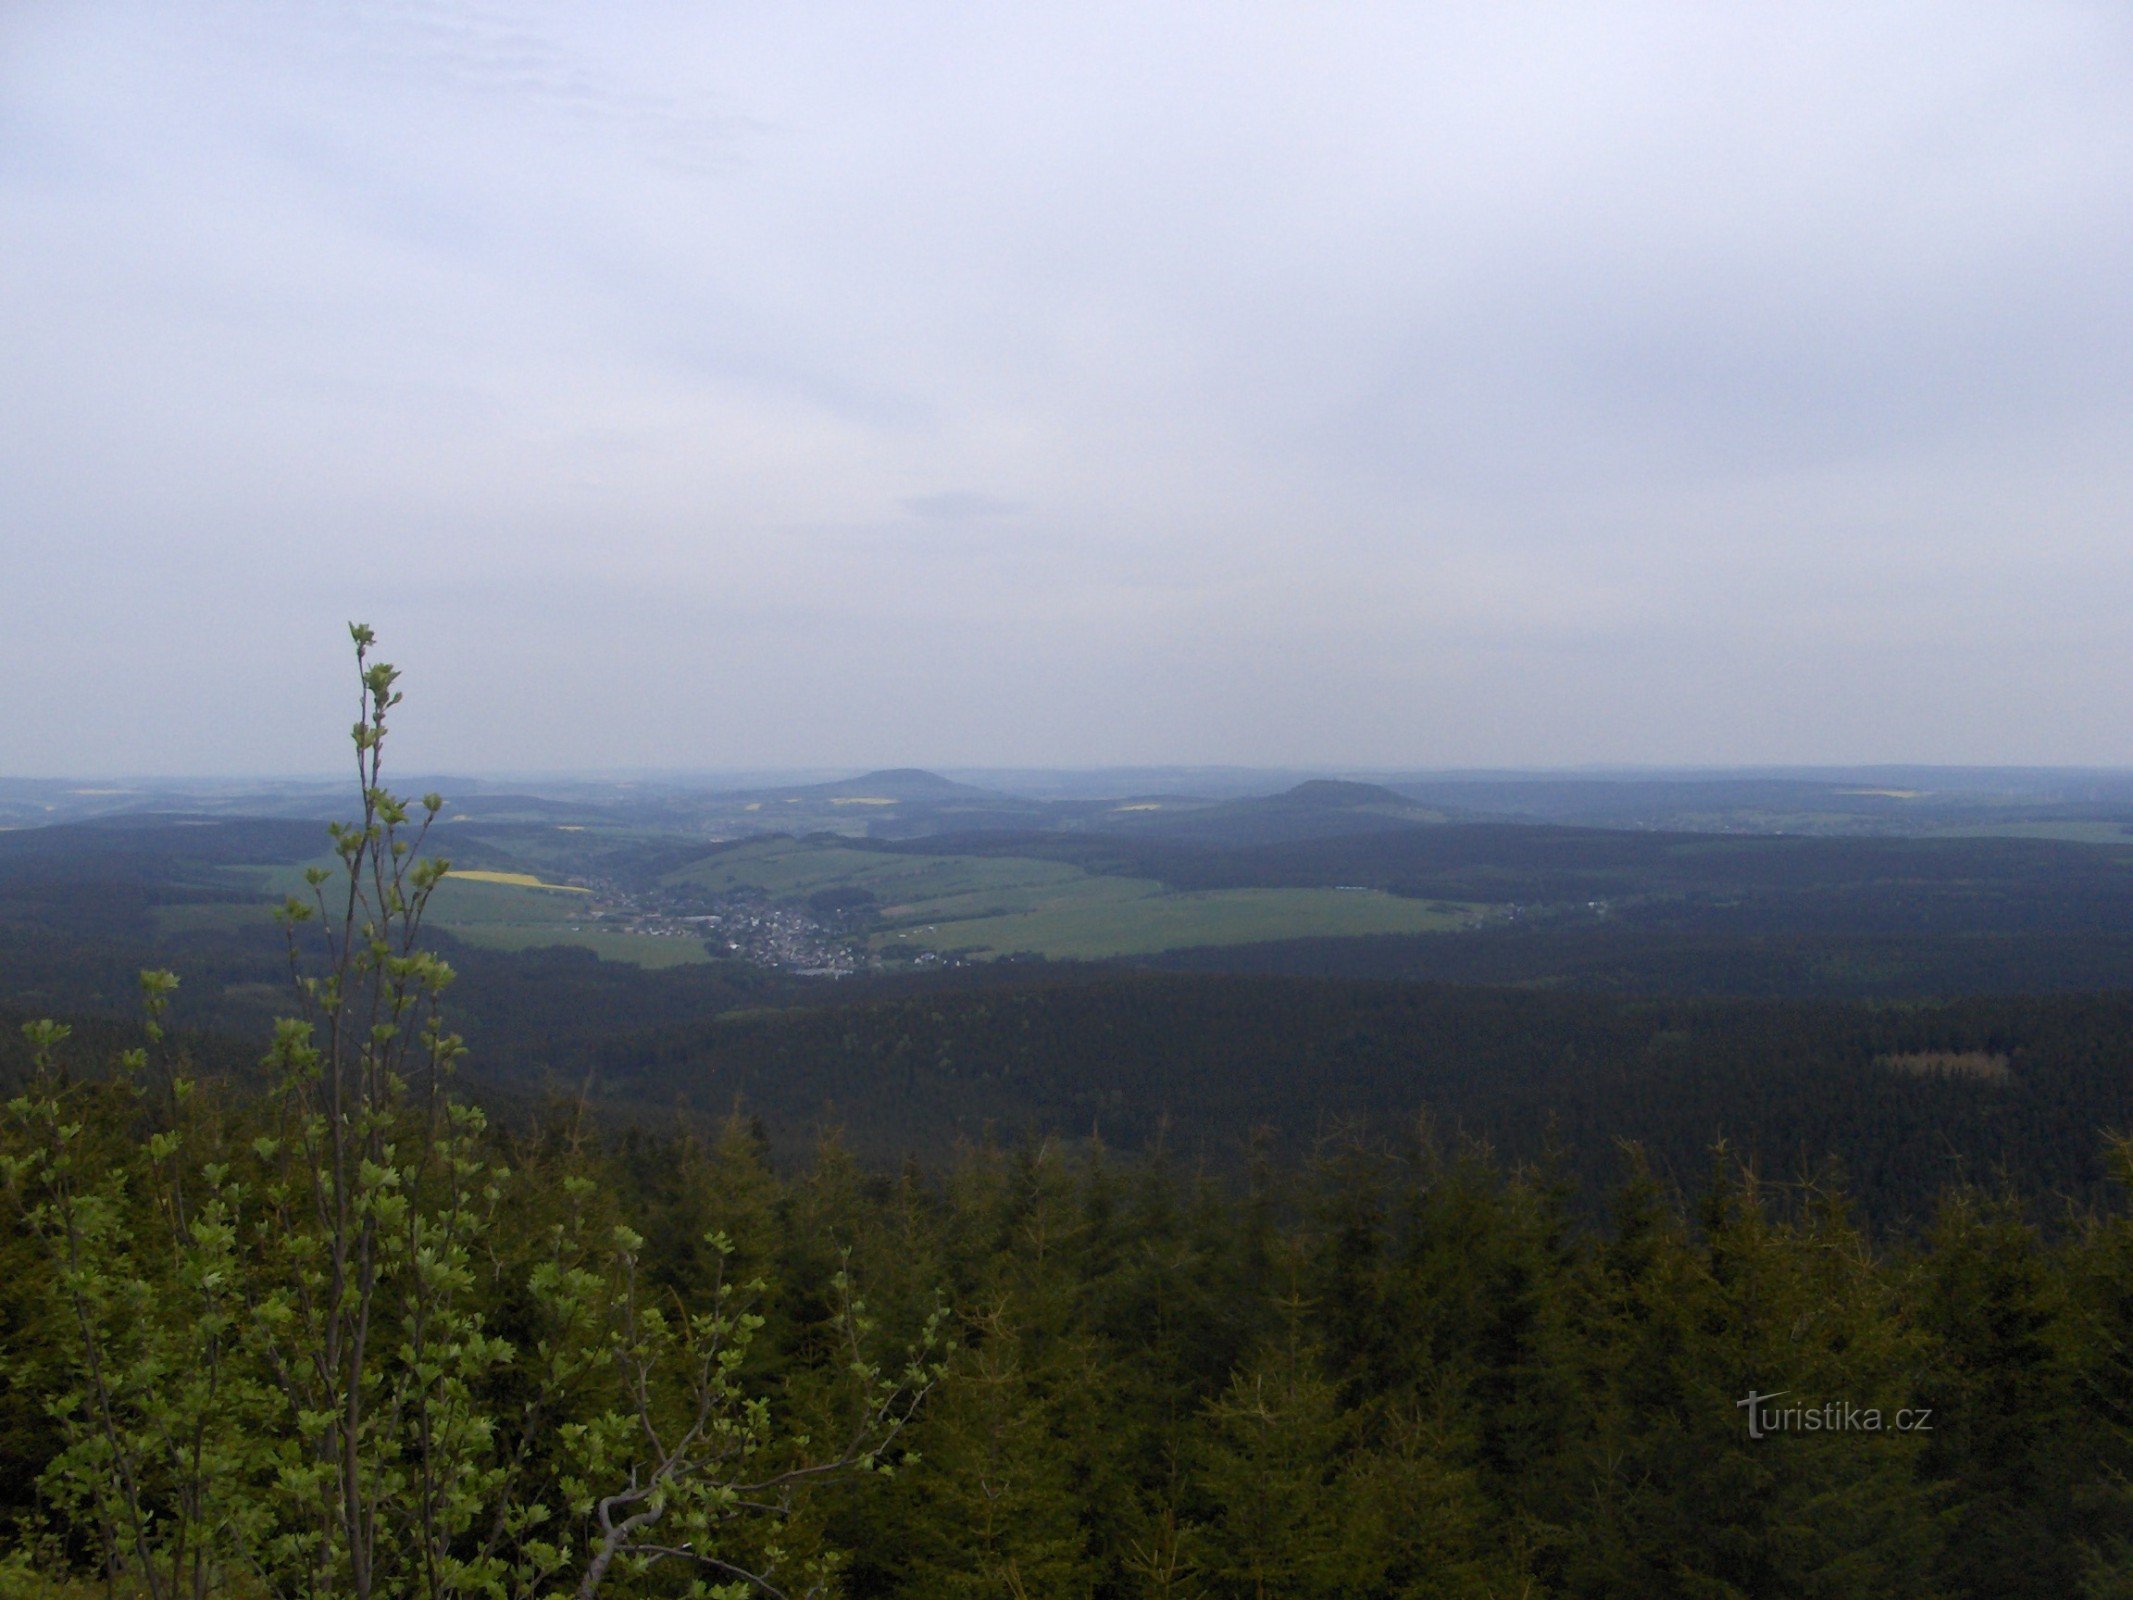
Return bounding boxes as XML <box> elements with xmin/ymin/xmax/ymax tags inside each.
<box><xmin>6</xmin><ymin>4</ymin><xmax>2133</xmax><ymax>775</ymax></box>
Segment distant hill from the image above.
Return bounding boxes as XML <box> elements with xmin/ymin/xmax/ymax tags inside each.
<box><xmin>742</xmin><ymin>768</ymin><xmax>1003</xmax><ymax>802</ymax></box>
<box><xmin>435</xmin><ymin>793</ymin><xmax>643</xmax><ymax>826</ymax></box>
<box><xmin>1272</xmin><ymin>778</ymin><xmax>1411</xmax><ymax>807</ymax></box>
<box><xmin>1097</xmin><ymin>777</ymin><xmax>1445</xmax><ymax>847</ymax></box>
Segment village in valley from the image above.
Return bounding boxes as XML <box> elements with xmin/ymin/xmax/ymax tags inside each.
<box><xmin>562</xmin><ymin>881</ymin><xmax>868</xmax><ymax>974</ymax></box>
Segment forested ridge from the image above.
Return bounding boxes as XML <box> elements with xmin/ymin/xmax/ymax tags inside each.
<box><xmin>1150</xmin><ymin>923</ymin><xmax>2133</xmax><ymax>996</ymax></box>
<box><xmin>6</xmin><ymin>1062</ymin><xmax>2132</xmax><ymax>1598</ymax></box>
<box><xmin>11</xmin><ymin>925</ymin><xmax>2133</xmax><ymax>1230</ymax></box>
<box><xmin>882</xmin><ymin>823</ymin><xmax>2133</xmax><ymax>931</ymax></box>
<box><xmin>13</xmin><ymin>961</ymin><xmax>2133</xmax><ymax>1230</ymax></box>
<box><xmin>578</xmin><ymin>974</ymin><xmax>2133</xmax><ymax>1227</ymax></box>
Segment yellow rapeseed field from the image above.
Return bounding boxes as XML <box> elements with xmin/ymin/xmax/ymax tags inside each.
<box><xmin>446</xmin><ymin>869</ymin><xmax>590</xmax><ymax>893</ymax></box>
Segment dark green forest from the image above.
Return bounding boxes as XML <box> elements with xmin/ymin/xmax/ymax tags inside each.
<box><xmin>12</xmin><ymin>938</ymin><xmax>2133</xmax><ymax>1228</ymax></box>
<box><xmin>6</xmin><ymin>635</ymin><xmax>2133</xmax><ymax>1596</ymax></box>
<box><xmin>8</xmin><ymin>1039</ymin><xmax>2133</xmax><ymax>1598</ymax></box>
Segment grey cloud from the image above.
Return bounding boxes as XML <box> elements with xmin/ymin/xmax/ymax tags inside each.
<box><xmin>900</xmin><ymin>492</ymin><xmax>1026</xmax><ymax>521</ymax></box>
<box><xmin>297</xmin><ymin>0</ymin><xmax>760</xmax><ymax>173</ymax></box>
<box><xmin>4</xmin><ymin>3</ymin><xmax>2133</xmax><ymax>772</ymax></box>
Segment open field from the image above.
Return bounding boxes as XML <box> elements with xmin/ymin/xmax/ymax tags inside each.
<box><xmin>225</xmin><ymin>869</ymin><xmax>603</xmax><ymax>931</ymax></box>
<box><xmin>162</xmin><ymin>841</ymin><xmax>1481</xmax><ymax>967</ymax></box>
<box><xmin>445</xmin><ymin>868</ymin><xmax>589</xmax><ymax>892</ymax></box>
<box><xmin>676</xmin><ymin>838</ymin><xmax>1483</xmax><ymax>960</ymax></box>
<box><xmin>420</xmin><ymin>875</ymin><xmax>717</xmax><ymax>966</ymax></box>
<box><xmin>195</xmin><ymin>862</ymin><xmax>712</xmax><ymax>969</ymax></box>
<box><xmin>422</xmin><ymin>876</ymin><xmax>594</xmax><ymax>925</ymax></box>
<box><xmin>880</xmin><ymin>884</ymin><xmax>1479</xmax><ymax>959</ymax></box>
<box><xmin>667</xmin><ymin>839</ymin><xmax>1089</xmax><ymax>911</ymax></box>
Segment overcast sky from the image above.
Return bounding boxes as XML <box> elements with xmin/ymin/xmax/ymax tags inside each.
<box><xmin>5</xmin><ymin>2</ymin><xmax>2133</xmax><ymax>775</ymax></box>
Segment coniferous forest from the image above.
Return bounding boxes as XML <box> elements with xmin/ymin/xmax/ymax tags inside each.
<box><xmin>7</xmin><ymin>1039</ymin><xmax>2133</xmax><ymax>1597</ymax></box>
<box><xmin>3</xmin><ymin>635</ymin><xmax>2131</xmax><ymax>1598</ymax></box>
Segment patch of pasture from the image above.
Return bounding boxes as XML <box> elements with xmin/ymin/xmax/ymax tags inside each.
<box><xmin>882</xmin><ymin>886</ymin><xmax>1479</xmax><ymax>960</ymax></box>
<box><xmin>667</xmin><ymin>838</ymin><xmax>1085</xmax><ymax>912</ymax></box>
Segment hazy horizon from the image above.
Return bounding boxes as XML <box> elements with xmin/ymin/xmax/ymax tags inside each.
<box><xmin>10</xmin><ymin>761</ymin><xmax>2133</xmax><ymax>790</ymax></box>
<box><xmin>8</xmin><ymin>4</ymin><xmax>2133</xmax><ymax>775</ymax></box>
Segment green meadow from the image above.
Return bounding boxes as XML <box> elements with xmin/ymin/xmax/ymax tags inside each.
<box><xmin>183</xmin><ymin>861</ymin><xmax>717</xmax><ymax>968</ymax></box>
<box><xmin>167</xmin><ymin>838</ymin><xmax>1485</xmax><ymax>968</ymax></box>
<box><xmin>676</xmin><ymin>838</ymin><xmax>1481</xmax><ymax>960</ymax></box>
<box><xmin>666</xmin><ymin>839</ymin><xmax>1090</xmax><ymax>911</ymax></box>
<box><xmin>878</xmin><ymin>883</ymin><xmax>1476</xmax><ymax>959</ymax></box>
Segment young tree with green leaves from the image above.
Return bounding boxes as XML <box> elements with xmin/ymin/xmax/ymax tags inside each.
<box><xmin>2</xmin><ymin>626</ymin><xmax>945</xmax><ymax>1599</ymax></box>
